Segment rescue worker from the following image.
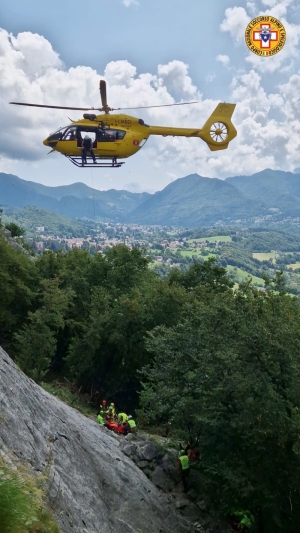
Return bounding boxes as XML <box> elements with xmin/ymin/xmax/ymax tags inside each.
<box><xmin>97</xmin><ymin>410</ymin><xmax>105</xmax><ymax>426</ymax></box>
<box><xmin>118</xmin><ymin>412</ymin><xmax>129</xmax><ymax>423</ymax></box>
<box><xmin>178</xmin><ymin>450</ymin><xmax>190</xmax><ymax>492</ymax></box>
<box><xmin>128</xmin><ymin>415</ymin><xmax>136</xmax><ymax>432</ymax></box>
<box><xmin>106</xmin><ymin>406</ymin><xmax>114</xmax><ymax>421</ymax></box>
<box><xmin>122</xmin><ymin>420</ymin><xmax>131</xmax><ymax>436</ymax></box>
<box><xmin>110</xmin><ymin>402</ymin><xmax>116</xmax><ymax>420</ymax></box>
<box><xmin>82</xmin><ymin>134</ymin><xmax>96</xmax><ymax>165</ymax></box>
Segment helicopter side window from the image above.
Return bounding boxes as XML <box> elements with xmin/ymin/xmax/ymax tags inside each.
<box><xmin>97</xmin><ymin>129</ymin><xmax>126</xmax><ymax>142</ymax></box>
<box><xmin>63</xmin><ymin>127</ymin><xmax>78</xmax><ymax>141</ymax></box>
<box><xmin>63</xmin><ymin>127</ymin><xmax>77</xmax><ymax>141</ymax></box>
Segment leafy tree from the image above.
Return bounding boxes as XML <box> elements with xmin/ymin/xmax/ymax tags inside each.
<box><xmin>167</xmin><ymin>257</ymin><xmax>234</xmax><ymax>292</ymax></box>
<box><xmin>14</xmin><ymin>278</ymin><xmax>73</xmax><ymax>381</ymax></box>
<box><xmin>0</xmin><ymin>234</ymin><xmax>37</xmax><ymax>349</ymax></box>
<box><xmin>140</xmin><ymin>282</ymin><xmax>300</xmax><ymax>532</ymax></box>
<box><xmin>5</xmin><ymin>222</ymin><xmax>26</xmax><ymax>238</ymax></box>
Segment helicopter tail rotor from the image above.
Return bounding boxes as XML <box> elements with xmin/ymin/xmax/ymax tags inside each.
<box><xmin>198</xmin><ymin>103</ymin><xmax>237</xmax><ymax>151</ymax></box>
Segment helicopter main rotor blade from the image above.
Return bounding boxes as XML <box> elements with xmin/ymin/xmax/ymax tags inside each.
<box><xmin>9</xmin><ymin>102</ymin><xmax>99</xmax><ymax>111</ymax></box>
<box><xmin>100</xmin><ymin>80</ymin><xmax>108</xmax><ymax>109</ymax></box>
<box><xmin>9</xmin><ymin>100</ymin><xmax>199</xmax><ymax>112</ymax></box>
<box><xmin>111</xmin><ymin>101</ymin><xmax>199</xmax><ymax>110</ymax></box>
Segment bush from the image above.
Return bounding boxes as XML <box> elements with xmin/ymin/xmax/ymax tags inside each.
<box><xmin>0</xmin><ymin>461</ymin><xmax>60</xmax><ymax>533</ymax></box>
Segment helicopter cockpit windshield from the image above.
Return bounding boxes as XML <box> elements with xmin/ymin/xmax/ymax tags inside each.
<box><xmin>47</xmin><ymin>126</ymin><xmax>69</xmax><ymax>142</ymax></box>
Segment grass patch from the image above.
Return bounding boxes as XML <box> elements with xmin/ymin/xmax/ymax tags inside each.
<box><xmin>41</xmin><ymin>382</ymin><xmax>96</xmax><ymax>418</ymax></box>
<box><xmin>252</xmin><ymin>252</ymin><xmax>276</xmax><ymax>261</ymax></box>
<box><xmin>0</xmin><ymin>458</ymin><xmax>60</xmax><ymax>533</ymax></box>
<box><xmin>187</xmin><ymin>235</ymin><xmax>231</xmax><ymax>243</ymax></box>
<box><xmin>226</xmin><ymin>265</ymin><xmax>264</xmax><ymax>286</ymax></box>
<box><xmin>287</xmin><ymin>263</ymin><xmax>300</xmax><ymax>270</ymax></box>
<box><xmin>179</xmin><ymin>249</ymin><xmax>202</xmax><ymax>258</ymax></box>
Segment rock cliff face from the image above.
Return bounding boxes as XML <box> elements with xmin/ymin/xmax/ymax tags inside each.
<box><xmin>0</xmin><ymin>346</ymin><xmax>192</xmax><ymax>533</ymax></box>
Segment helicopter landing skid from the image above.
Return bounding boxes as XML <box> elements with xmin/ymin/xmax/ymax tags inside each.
<box><xmin>66</xmin><ymin>156</ymin><xmax>125</xmax><ymax>168</ymax></box>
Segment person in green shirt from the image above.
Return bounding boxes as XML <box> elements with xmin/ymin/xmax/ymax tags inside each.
<box><xmin>128</xmin><ymin>415</ymin><xmax>136</xmax><ymax>432</ymax></box>
<box><xmin>118</xmin><ymin>412</ymin><xmax>129</xmax><ymax>423</ymax></box>
<box><xmin>97</xmin><ymin>411</ymin><xmax>105</xmax><ymax>425</ymax></box>
<box><xmin>178</xmin><ymin>450</ymin><xmax>190</xmax><ymax>492</ymax></box>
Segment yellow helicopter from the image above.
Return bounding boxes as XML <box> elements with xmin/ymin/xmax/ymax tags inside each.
<box><xmin>10</xmin><ymin>80</ymin><xmax>237</xmax><ymax>168</ymax></box>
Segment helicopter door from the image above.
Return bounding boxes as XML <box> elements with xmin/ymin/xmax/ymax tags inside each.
<box><xmin>76</xmin><ymin>130</ymin><xmax>97</xmax><ymax>148</ymax></box>
<box><xmin>96</xmin><ymin>128</ymin><xmax>126</xmax><ymax>152</ymax></box>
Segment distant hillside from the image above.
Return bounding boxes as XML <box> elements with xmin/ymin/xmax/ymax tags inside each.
<box><xmin>2</xmin><ymin>169</ymin><xmax>300</xmax><ymax>227</ymax></box>
<box><xmin>2</xmin><ymin>205</ymin><xmax>92</xmax><ymax>237</ymax></box>
<box><xmin>240</xmin><ymin>230</ymin><xmax>300</xmax><ymax>252</ymax></box>
<box><xmin>127</xmin><ymin>174</ymin><xmax>266</xmax><ymax>226</ymax></box>
<box><xmin>226</xmin><ymin>169</ymin><xmax>300</xmax><ymax>215</ymax></box>
<box><xmin>0</xmin><ymin>173</ymin><xmax>149</xmax><ymax>221</ymax></box>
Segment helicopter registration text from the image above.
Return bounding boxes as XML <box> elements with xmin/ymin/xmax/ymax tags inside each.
<box><xmin>113</xmin><ymin>119</ymin><xmax>132</xmax><ymax>125</ymax></box>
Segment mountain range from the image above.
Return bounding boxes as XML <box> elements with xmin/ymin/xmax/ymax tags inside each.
<box><xmin>1</xmin><ymin>169</ymin><xmax>300</xmax><ymax>227</ymax></box>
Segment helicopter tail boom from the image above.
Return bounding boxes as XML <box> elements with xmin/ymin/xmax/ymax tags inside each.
<box><xmin>147</xmin><ymin>102</ymin><xmax>237</xmax><ymax>150</ymax></box>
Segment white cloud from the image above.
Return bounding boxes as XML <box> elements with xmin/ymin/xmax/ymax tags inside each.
<box><xmin>246</xmin><ymin>2</ymin><xmax>257</xmax><ymax>16</ymax></box>
<box><xmin>205</xmin><ymin>73</ymin><xmax>216</xmax><ymax>82</ymax></box>
<box><xmin>216</xmin><ymin>54</ymin><xmax>230</xmax><ymax>66</ymax></box>
<box><xmin>124</xmin><ymin>181</ymin><xmax>142</xmax><ymax>192</ymax></box>
<box><xmin>122</xmin><ymin>0</ymin><xmax>139</xmax><ymax>6</ymax></box>
<box><xmin>220</xmin><ymin>7</ymin><xmax>251</xmax><ymax>42</ymax></box>
<box><xmin>166</xmin><ymin>172</ymin><xmax>178</xmax><ymax>180</ymax></box>
<box><xmin>157</xmin><ymin>60</ymin><xmax>198</xmax><ymax>99</ymax></box>
<box><xmin>1</xmin><ymin>27</ymin><xmax>300</xmax><ymax>183</ymax></box>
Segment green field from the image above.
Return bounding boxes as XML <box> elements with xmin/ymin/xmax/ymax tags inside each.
<box><xmin>287</xmin><ymin>263</ymin><xmax>300</xmax><ymax>270</ymax></box>
<box><xmin>252</xmin><ymin>252</ymin><xmax>276</xmax><ymax>261</ymax></box>
<box><xmin>226</xmin><ymin>265</ymin><xmax>264</xmax><ymax>286</ymax></box>
<box><xmin>149</xmin><ymin>248</ymin><xmax>163</xmax><ymax>254</ymax></box>
<box><xmin>187</xmin><ymin>235</ymin><xmax>232</xmax><ymax>243</ymax></box>
<box><xmin>178</xmin><ymin>249</ymin><xmax>217</xmax><ymax>259</ymax></box>
<box><xmin>179</xmin><ymin>249</ymin><xmax>202</xmax><ymax>258</ymax></box>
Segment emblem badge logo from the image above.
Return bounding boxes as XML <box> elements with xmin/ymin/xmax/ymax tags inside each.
<box><xmin>245</xmin><ymin>16</ymin><xmax>286</xmax><ymax>56</ymax></box>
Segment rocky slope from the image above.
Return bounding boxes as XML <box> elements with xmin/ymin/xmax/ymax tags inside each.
<box><xmin>0</xmin><ymin>346</ymin><xmax>192</xmax><ymax>533</ymax></box>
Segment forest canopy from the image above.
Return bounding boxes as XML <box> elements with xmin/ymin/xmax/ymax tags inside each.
<box><xmin>1</xmin><ymin>226</ymin><xmax>300</xmax><ymax>532</ymax></box>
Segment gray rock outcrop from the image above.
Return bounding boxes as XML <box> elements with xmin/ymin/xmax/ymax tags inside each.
<box><xmin>0</xmin><ymin>346</ymin><xmax>192</xmax><ymax>533</ymax></box>
<box><xmin>120</xmin><ymin>434</ymin><xmax>208</xmax><ymax>528</ymax></box>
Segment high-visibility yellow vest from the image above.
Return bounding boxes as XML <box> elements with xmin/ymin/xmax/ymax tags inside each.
<box><xmin>128</xmin><ymin>419</ymin><xmax>136</xmax><ymax>428</ymax></box>
<box><xmin>118</xmin><ymin>413</ymin><xmax>129</xmax><ymax>422</ymax></box>
<box><xmin>179</xmin><ymin>455</ymin><xmax>189</xmax><ymax>470</ymax></box>
<box><xmin>97</xmin><ymin>414</ymin><xmax>105</xmax><ymax>425</ymax></box>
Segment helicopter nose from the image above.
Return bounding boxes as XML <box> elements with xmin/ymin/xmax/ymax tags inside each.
<box><xmin>43</xmin><ymin>138</ymin><xmax>49</xmax><ymax>146</ymax></box>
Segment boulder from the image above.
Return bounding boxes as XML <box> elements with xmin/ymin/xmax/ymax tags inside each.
<box><xmin>140</xmin><ymin>441</ymin><xmax>158</xmax><ymax>461</ymax></box>
<box><xmin>175</xmin><ymin>498</ymin><xmax>191</xmax><ymax>509</ymax></box>
<box><xmin>0</xmin><ymin>347</ymin><xmax>192</xmax><ymax>533</ymax></box>
<box><xmin>151</xmin><ymin>466</ymin><xmax>176</xmax><ymax>492</ymax></box>
<box><xmin>122</xmin><ymin>444</ymin><xmax>135</xmax><ymax>457</ymax></box>
<box><xmin>161</xmin><ymin>453</ymin><xmax>182</xmax><ymax>482</ymax></box>
<box><xmin>181</xmin><ymin>503</ymin><xmax>203</xmax><ymax>522</ymax></box>
<box><xmin>136</xmin><ymin>460</ymin><xmax>149</xmax><ymax>469</ymax></box>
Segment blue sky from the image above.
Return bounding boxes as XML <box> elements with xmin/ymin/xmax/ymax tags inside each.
<box><xmin>1</xmin><ymin>0</ymin><xmax>239</xmax><ymax>99</ymax></box>
<box><xmin>0</xmin><ymin>0</ymin><xmax>300</xmax><ymax>192</ymax></box>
